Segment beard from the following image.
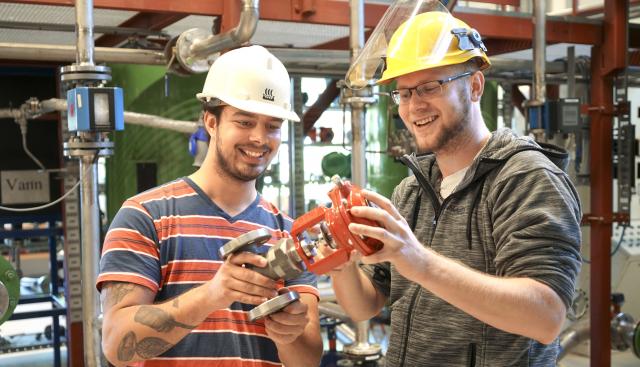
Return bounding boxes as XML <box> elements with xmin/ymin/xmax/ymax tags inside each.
<box><xmin>213</xmin><ymin>133</ymin><xmax>269</xmax><ymax>182</ymax></box>
<box><xmin>417</xmin><ymin>85</ymin><xmax>471</xmax><ymax>154</ymax></box>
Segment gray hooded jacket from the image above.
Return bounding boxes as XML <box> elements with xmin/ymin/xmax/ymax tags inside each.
<box><xmin>363</xmin><ymin>129</ymin><xmax>582</xmax><ymax>367</ymax></box>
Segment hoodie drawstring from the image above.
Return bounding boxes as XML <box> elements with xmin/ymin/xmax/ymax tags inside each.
<box><xmin>466</xmin><ymin>176</ymin><xmax>487</xmax><ymax>250</ymax></box>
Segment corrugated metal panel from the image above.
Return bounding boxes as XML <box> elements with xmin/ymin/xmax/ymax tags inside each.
<box><xmin>0</xmin><ymin>3</ymin><xmax>134</xmax><ymax>44</ymax></box>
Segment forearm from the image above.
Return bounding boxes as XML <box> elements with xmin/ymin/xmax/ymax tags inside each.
<box><xmin>276</xmin><ymin>322</ymin><xmax>323</xmax><ymax>366</ymax></box>
<box><xmin>274</xmin><ymin>294</ymin><xmax>323</xmax><ymax>366</ymax></box>
<box><xmin>102</xmin><ymin>284</ymin><xmax>215</xmax><ymax>366</ymax></box>
<box><xmin>331</xmin><ymin>262</ymin><xmax>386</xmax><ymax>321</ymax></box>
<box><xmin>413</xmin><ymin>248</ymin><xmax>566</xmax><ymax>344</ymax></box>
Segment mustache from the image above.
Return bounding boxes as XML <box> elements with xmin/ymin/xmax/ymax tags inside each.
<box><xmin>237</xmin><ymin>144</ymin><xmax>271</xmax><ymax>152</ymax></box>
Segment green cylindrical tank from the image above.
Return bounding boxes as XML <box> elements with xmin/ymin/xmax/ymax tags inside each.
<box><xmin>481</xmin><ymin>80</ymin><xmax>498</xmax><ymax>132</ymax></box>
<box><xmin>106</xmin><ymin>65</ymin><xmax>206</xmax><ymax>220</ymax></box>
<box><xmin>366</xmin><ymin>85</ymin><xmax>408</xmax><ymax>199</ymax></box>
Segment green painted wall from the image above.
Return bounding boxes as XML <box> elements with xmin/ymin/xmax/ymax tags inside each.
<box><xmin>106</xmin><ymin>65</ymin><xmax>206</xmax><ymax>220</ymax></box>
<box><xmin>366</xmin><ymin>85</ymin><xmax>409</xmax><ymax>199</ymax></box>
<box><xmin>481</xmin><ymin>80</ymin><xmax>498</xmax><ymax>131</ymax></box>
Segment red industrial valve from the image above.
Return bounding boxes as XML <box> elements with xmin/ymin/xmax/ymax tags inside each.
<box><xmin>290</xmin><ymin>176</ymin><xmax>383</xmax><ymax>274</ymax></box>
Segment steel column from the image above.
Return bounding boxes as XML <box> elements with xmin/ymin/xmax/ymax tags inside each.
<box><xmin>79</xmin><ymin>152</ymin><xmax>102</xmax><ymax>367</ymax></box>
<box><xmin>348</xmin><ymin>0</ymin><xmax>366</xmax><ymax>187</ymax></box>
<box><xmin>532</xmin><ymin>0</ymin><xmax>546</xmax><ymax>105</ymax></box>
<box><xmin>74</xmin><ymin>0</ymin><xmax>94</xmax><ymax>66</ymax></box>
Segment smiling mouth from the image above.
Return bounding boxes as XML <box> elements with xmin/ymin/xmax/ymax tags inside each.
<box><xmin>239</xmin><ymin>148</ymin><xmax>267</xmax><ymax>159</ymax></box>
<box><xmin>414</xmin><ymin>115</ymin><xmax>438</xmax><ymax>126</ymax></box>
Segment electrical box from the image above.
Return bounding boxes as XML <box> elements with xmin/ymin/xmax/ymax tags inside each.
<box><xmin>545</xmin><ymin>98</ymin><xmax>581</xmax><ymax>134</ymax></box>
<box><xmin>66</xmin><ymin>87</ymin><xmax>124</xmax><ymax>132</ymax></box>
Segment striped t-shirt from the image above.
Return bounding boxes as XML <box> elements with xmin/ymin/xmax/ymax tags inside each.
<box><xmin>97</xmin><ymin>177</ymin><xmax>318</xmax><ymax>367</ymax></box>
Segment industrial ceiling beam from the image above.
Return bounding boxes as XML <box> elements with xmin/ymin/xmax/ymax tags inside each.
<box><xmin>95</xmin><ymin>12</ymin><xmax>186</xmax><ymax>47</ymax></box>
<box><xmin>3</xmin><ymin>0</ymin><xmax>603</xmax><ymax>45</ymax></box>
<box><xmin>302</xmin><ymin>78</ymin><xmax>340</xmax><ymax>136</ymax></box>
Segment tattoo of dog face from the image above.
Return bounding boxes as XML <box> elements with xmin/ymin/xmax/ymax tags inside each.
<box><xmin>116</xmin><ymin>331</ymin><xmax>174</xmax><ymax>362</ymax></box>
<box><xmin>134</xmin><ymin>305</ymin><xmax>197</xmax><ymax>332</ymax></box>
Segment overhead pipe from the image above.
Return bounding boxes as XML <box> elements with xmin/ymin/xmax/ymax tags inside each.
<box><xmin>0</xmin><ymin>43</ymin><xmax>166</xmax><ymax>65</ymax></box>
<box><xmin>189</xmin><ymin>0</ymin><xmax>259</xmax><ymax>59</ymax></box>
<box><xmin>168</xmin><ymin>0</ymin><xmax>259</xmax><ymax>74</ymax></box>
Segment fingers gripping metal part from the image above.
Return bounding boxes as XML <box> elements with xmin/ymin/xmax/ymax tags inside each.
<box><xmin>218</xmin><ymin>228</ymin><xmax>272</xmax><ymax>260</ymax></box>
<box><xmin>248</xmin><ymin>288</ymin><xmax>300</xmax><ymax>321</ymax></box>
<box><xmin>219</xmin><ymin>229</ymin><xmax>306</xmax><ymax>281</ymax></box>
<box><xmin>255</xmin><ymin>238</ymin><xmax>306</xmax><ymax>280</ymax></box>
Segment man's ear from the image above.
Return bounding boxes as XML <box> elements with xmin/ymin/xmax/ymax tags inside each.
<box><xmin>203</xmin><ymin>111</ymin><xmax>218</xmax><ymax>137</ymax></box>
<box><xmin>469</xmin><ymin>71</ymin><xmax>485</xmax><ymax>103</ymax></box>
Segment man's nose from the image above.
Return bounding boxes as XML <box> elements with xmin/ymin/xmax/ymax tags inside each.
<box><xmin>249</xmin><ymin>125</ymin><xmax>269</xmax><ymax>145</ymax></box>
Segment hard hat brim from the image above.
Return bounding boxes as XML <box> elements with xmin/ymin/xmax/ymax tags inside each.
<box><xmin>197</xmin><ymin>93</ymin><xmax>300</xmax><ymax>122</ymax></box>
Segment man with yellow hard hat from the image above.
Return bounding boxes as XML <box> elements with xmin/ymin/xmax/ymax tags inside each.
<box><xmin>330</xmin><ymin>1</ymin><xmax>581</xmax><ymax>365</ymax></box>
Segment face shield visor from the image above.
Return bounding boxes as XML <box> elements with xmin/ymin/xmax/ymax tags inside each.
<box><xmin>345</xmin><ymin>0</ymin><xmax>489</xmax><ymax>89</ymax></box>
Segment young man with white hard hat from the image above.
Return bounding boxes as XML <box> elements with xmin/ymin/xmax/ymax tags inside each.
<box><xmin>329</xmin><ymin>1</ymin><xmax>581</xmax><ymax>366</ymax></box>
<box><xmin>98</xmin><ymin>45</ymin><xmax>322</xmax><ymax>367</ymax></box>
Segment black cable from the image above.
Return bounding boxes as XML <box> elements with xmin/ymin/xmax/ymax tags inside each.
<box><xmin>582</xmin><ymin>224</ymin><xmax>629</xmax><ymax>264</ymax></box>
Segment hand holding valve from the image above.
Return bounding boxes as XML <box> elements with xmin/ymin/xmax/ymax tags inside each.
<box><xmin>217</xmin><ymin>175</ymin><xmax>384</xmax><ymax>319</ymax></box>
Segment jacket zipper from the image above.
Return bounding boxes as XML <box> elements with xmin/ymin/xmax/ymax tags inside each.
<box><xmin>398</xmin><ymin>285</ymin><xmax>421</xmax><ymax>366</ymax></box>
<box><xmin>397</xmin><ymin>156</ymin><xmax>455</xmax><ymax>365</ymax></box>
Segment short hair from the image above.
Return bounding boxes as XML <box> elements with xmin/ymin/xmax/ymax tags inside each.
<box><xmin>202</xmin><ymin>103</ymin><xmax>225</xmax><ymax>122</ymax></box>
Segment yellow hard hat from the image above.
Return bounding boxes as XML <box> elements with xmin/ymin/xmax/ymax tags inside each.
<box><xmin>379</xmin><ymin>12</ymin><xmax>490</xmax><ymax>84</ymax></box>
<box><xmin>345</xmin><ymin>1</ymin><xmax>490</xmax><ymax>89</ymax></box>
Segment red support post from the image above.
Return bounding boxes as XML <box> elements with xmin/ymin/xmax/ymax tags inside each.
<box><xmin>588</xmin><ymin>2</ymin><xmax>627</xmax><ymax>366</ymax></box>
<box><xmin>589</xmin><ymin>44</ymin><xmax>613</xmax><ymax>367</ymax></box>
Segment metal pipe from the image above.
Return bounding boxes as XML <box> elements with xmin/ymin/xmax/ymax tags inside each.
<box><xmin>336</xmin><ymin>323</ymin><xmax>356</xmax><ymax>343</ymax></box>
<box><xmin>532</xmin><ymin>0</ymin><xmax>546</xmax><ymax>104</ymax></box>
<box><xmin>123</xmin><ymin>112</ymin><xmax>198</xmax><ymax>134</ymax></box>
<box><xmin>78</xmin><ymin>150</ymin><xmax>101</xmax><ymax>367</ymax></box>
<box><xmin>1</xmin><ymin>99</ymin><xmax>198</xmax><ymax>134</ymax></box>
<box><xmin>0</xmin><ymin>109</ymin><xmax>20</xmax><ymax>119</ymax></box>
<box><xmin>0</xmin><ymin>43</ymin><xmax>166</xmax><ymax>65</ymax></box>
<box><xmin>558</xmin><ymin>320</ymin><xmax>591</xmax><ymax>360</ymax></box>
<box><xmin>189</xmin><ymin>0</ymin><xmax>259</xmax><ymax>59</ymax></box>
<box><xmin>75</xmin><ymin>0</ymin><xmax>94</xmax><ymax>66</ymax></box>
<box><xmin>349</xmin><ymin>0</ymin><xmax>366</xmax><ymax>187</ymax></box>
<box><xmin>318</xmin><ymin>302</ymin><xmax>352</xmax><ymax>323</ymax></box>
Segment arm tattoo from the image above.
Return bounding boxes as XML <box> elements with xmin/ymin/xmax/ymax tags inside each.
<box><xmin>117</xmin><ymin>331</ymin><xmax>136</xmax><ymax>361</ymax></box>
<box><xmin>136</xmin><ymin>337</ymin><xmax>173</xmax><ymax>359</ymax></box>
<box><xmin>134</xmin><ymin>305</ymin><xmax>197</xmax><ymax>332</ymax></box>
<box><xmin>117</xmin><ymin>331</ymin><xmax>174</xmax><ymax>362</ymax></box>
<box><xmin>172</xmin><ymin>297</ymin><xmax>179</xmax><ymax>309</ymax></box>
<box><xmin>104</xmin><ymin>282</ymin><xmax>137</xmax><ymax>308</ymax></box>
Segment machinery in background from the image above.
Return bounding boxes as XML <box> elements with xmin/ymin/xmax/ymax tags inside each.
<box><xmin>0</xmin><ymin>255</ymin><xmax>19</xmax><ymax>325</ymax></box>
<box><xmin>559</xmin><ymin>292</ymin><xmax>640</xmax><ymax>360</ymax></box>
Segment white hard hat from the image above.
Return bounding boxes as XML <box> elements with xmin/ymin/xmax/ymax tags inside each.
<box><xmin>196</xmin><ymin>45</ymin><xmax>300</xmax><ymax>122</ymax></box>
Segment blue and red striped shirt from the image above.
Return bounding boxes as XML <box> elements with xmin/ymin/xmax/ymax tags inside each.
<box><xmin>97</xmin><ymin>177</ymin><xmax>318</xmax><ymax>366</ymax></box>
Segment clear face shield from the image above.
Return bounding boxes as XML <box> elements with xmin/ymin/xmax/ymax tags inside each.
<box><xmin>345</xmin><ymin>0</ymin><xmax>456</xmax><ymax>89</ymax></box>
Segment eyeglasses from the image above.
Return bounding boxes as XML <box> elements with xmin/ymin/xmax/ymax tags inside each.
<box><xmin>390</xmin><ymin>71</ymin><xmax>473</xmax><ymax>105</ymax></box>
